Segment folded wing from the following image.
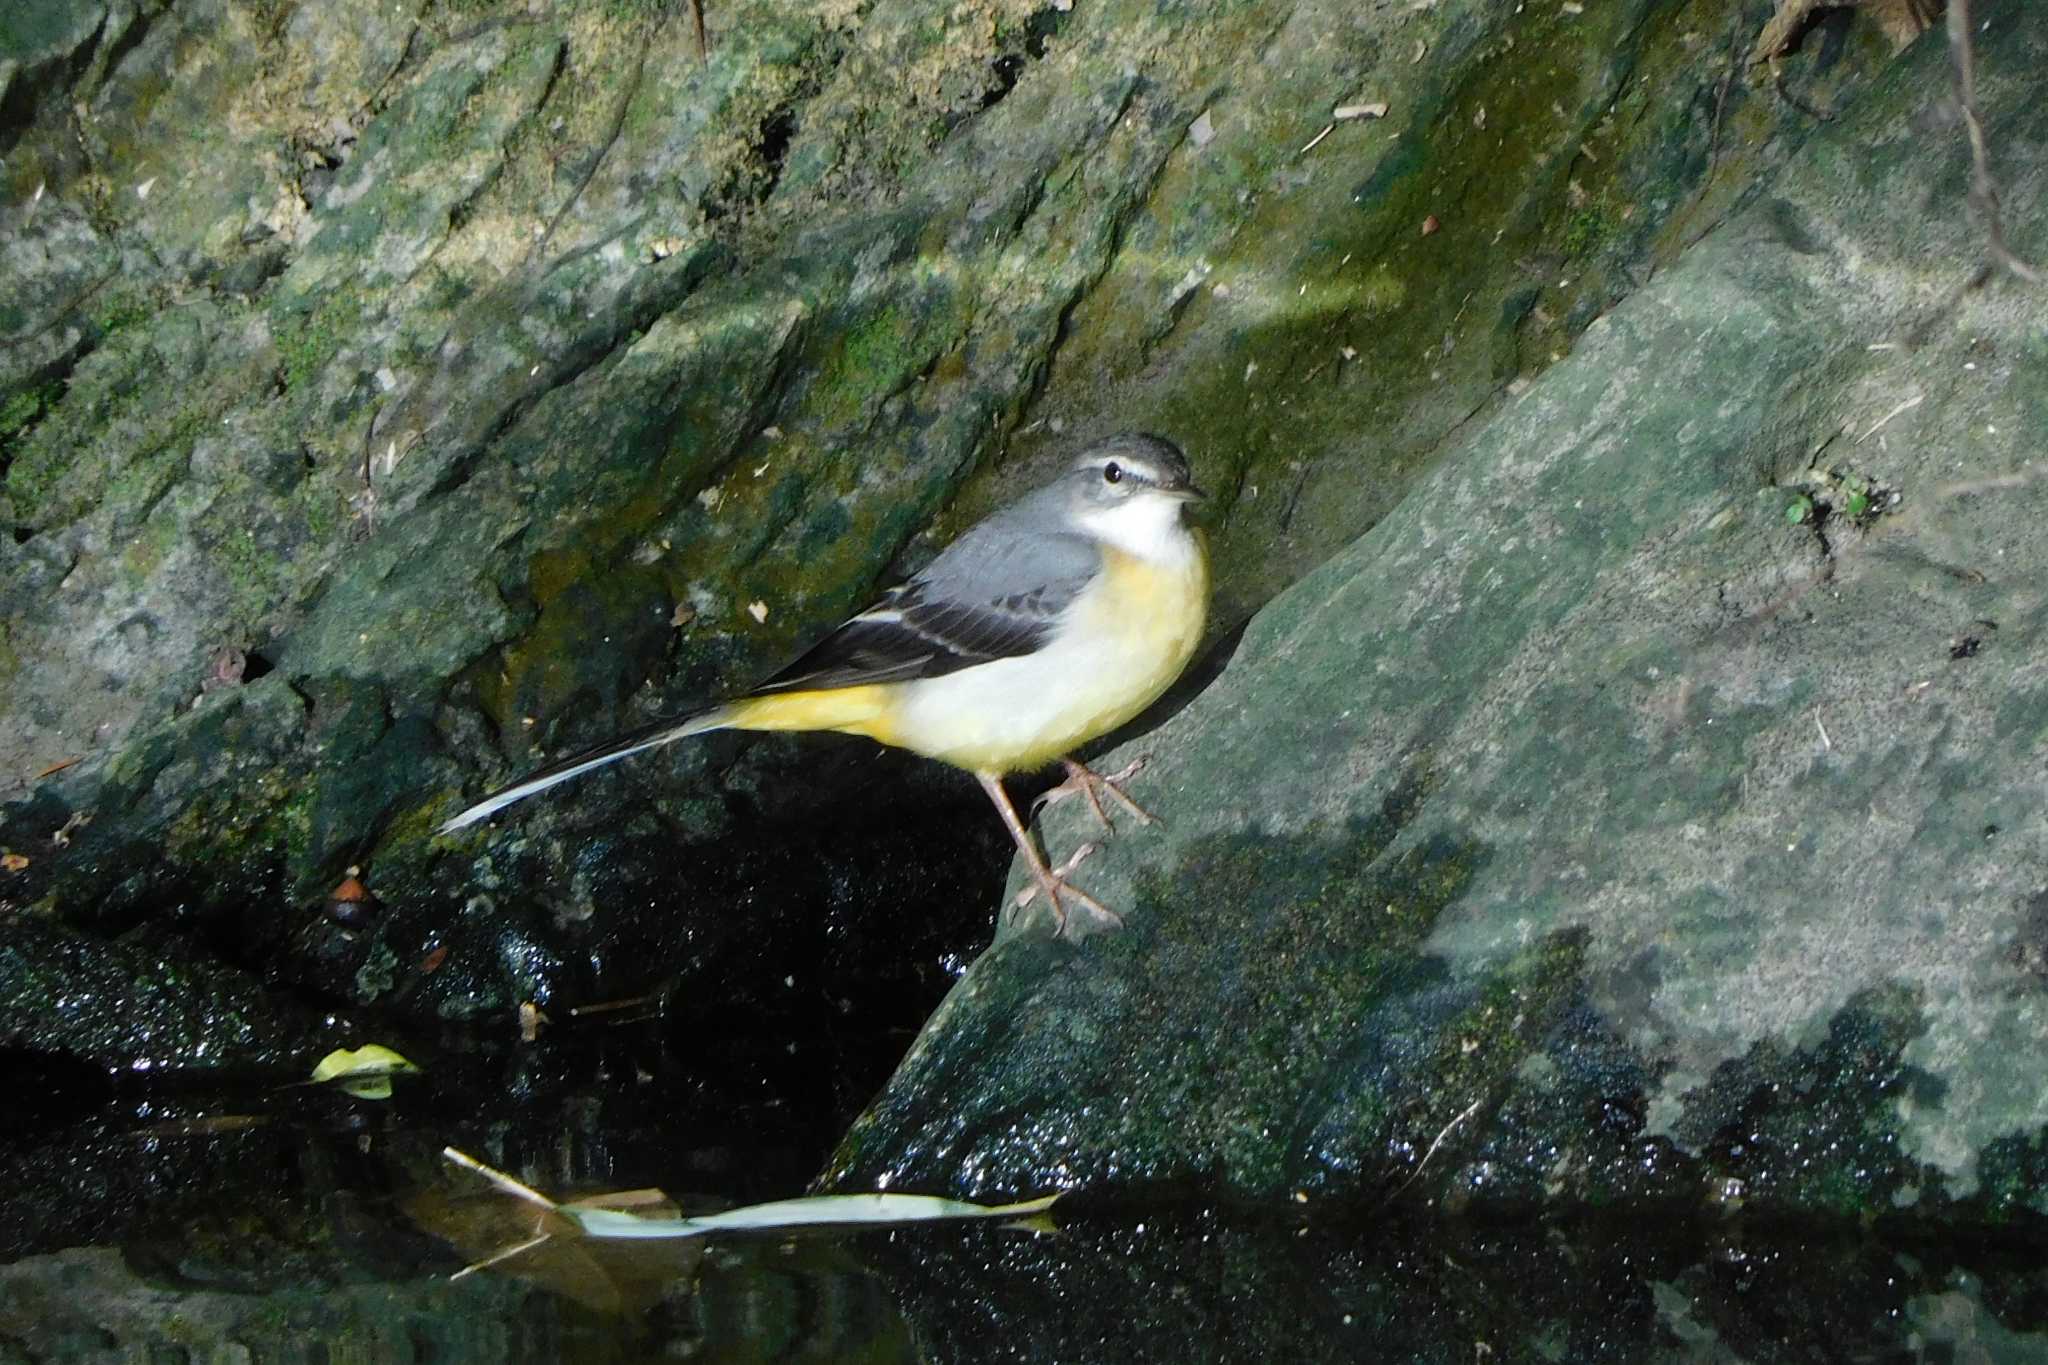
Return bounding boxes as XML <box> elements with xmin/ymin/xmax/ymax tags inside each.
<box><xmin>752</xmin><ymin>520</ymin><xmax>1099</xmax><ymax>695</ymax></box>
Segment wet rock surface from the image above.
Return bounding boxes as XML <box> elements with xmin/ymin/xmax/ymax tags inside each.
<box><xmin>825</xmin><ymin>1</ymin><xmax>2048</xmax><ymax>1230</ymax></box>
<box><xmin>0</xmin><ymin>0</ymin><xmax>2041</xmax><ymax>1306</ymax></box>
<box><xmin>1</xmin><ymin>0</ymin><xmax>1902</xmax><ymax>1053</ymax></box>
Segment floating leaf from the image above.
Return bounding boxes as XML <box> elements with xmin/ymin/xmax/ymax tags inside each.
<box><xmin>441</xmin><ymin>1146</ymin><xmax>1059</xmax><ymax>1246</ymax></box>
<box><xmin>561</xmin><ymin>1190</ymin><xmax>1063</xmax><ymax>1240</ymax></box>
<box><xmin>405</xmin><ymin>1184</ymin><xmax>703</xmax><ymax>1314</ymax></box>
<box><xmin>311</xmin><ymin>1044</ymin><xmax>421</xmax><ymax>1099</ymax></box>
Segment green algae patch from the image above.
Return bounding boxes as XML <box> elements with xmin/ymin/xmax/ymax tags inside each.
<box><xmin>270</xmin><ymin>287</ymin><xmax>364</xmax><ymax>396</ymax></box>
<box><xmin>1971</xmin><ymin>1126</ymin><xmax>2048</xmax><ymax>1231</ymax></box>
<box><xmin>1672</xmin><ymin>983</ymin><xmax>1946</xmax><ymax>1223</ymax></box>
<box><xmin>486</xmin><ymin>559</ymin><xmax>674</xmax><ymax>738</ymax></box>
<box><xmin>823</xmin><ymin>770</ymin><xmax>1554</xmax><ymax>1203</ymax></box>
<box><xmin>979</xmin><ymin>0</ymin><xmax>1904</xmax><ymax>634</ymax></box>
<box><xmin>0</xmin><ymin>379</ymin><xmax>65</xmax><ymax>479</ymax></box>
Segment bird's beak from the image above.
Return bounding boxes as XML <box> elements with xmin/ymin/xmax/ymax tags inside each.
<box><xmin>1165</xmin><ymin>483</ymin><xmax>1208</xmax><ymax>502</ymax></box>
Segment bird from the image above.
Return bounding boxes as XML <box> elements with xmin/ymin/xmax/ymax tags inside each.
<box><xmin>438</xmin><ymin>432</ymin><xmax>1210</xmax><ymax>935</ymax></box>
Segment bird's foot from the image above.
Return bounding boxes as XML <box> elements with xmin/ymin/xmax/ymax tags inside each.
<box><xmin>1011</xmin><ymin>841</ymin><xmax>1123</xmax><ymax>936</ymax></box>
<box><xmin>1033</xmin><ymin>756</ymin><xmax>1158</xmax><ymax>834</ymax></box>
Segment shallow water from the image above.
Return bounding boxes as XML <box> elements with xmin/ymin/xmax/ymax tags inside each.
<box><xmin>5</xmin><ymin>1027</ymin><xmax>2046</xmax><ymax>1362</ymax></box>
<box><xmin>8</xmin><ymin>1193</ymin><xmax>2048</xmax><ymax>1361</ymax></box>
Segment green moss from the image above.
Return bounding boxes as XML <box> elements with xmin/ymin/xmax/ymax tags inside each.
<box><xmin>117</xmin><ymin>508</ymin><xmax>184</xmax><ymax>585</ymax></box>
<box><xmin>299</xmin><ymin>482</ymin><xmax>347</xmax><ymax>545</ymax></box>
<box><xmin>92</xmin><ymin>291</ymin><xmax>156</xmax><ymax>340</ymax></box>
<box><xmin>996</xmin><ymin>0</ymin><xmax>1894</xmax><ymax>637</ymax></box>
<box><xmin>1972</xmin><ymin>1126</ymin><xmax>2048</xmax><ymax>1228</ymax></box>
<box><xmin>1561</xmin><ymin>204</ymin><xmax>1620</xmax><ymax>259</ymax></box>
<box><xmin>824</xmin><ymin>769</ymin><xmax>1545</xmax><ymax>1202</ymax></box>
<box><xmin>0</xmin><ymin>379</ymin><xmax>64</xmax><ymax>460</ymax></box>
<box><xmin>843</xmin><ymin>309</ymin><xmax>919</xmax><ymax>382</ymax></box>
<box><xmin>272</xmin><ymin>290</ymin><xmax>358</xmax><ymax>393</ymax></box>
<box><xmin>353</xmin><ymin>940</ymin><xmax>401</xmax><ymax>1001</ymax></box>
<box><xmin>111</xmin><ymin>684</ymin><xmax>318</xmax><ymax>940</ymax></box>
<box><xmin>801</xmin><ymin>295</ymin><xmax>956</xmax><ymax>432</ymax></box>
<box><xmin>212</xmin><ymin>523</ymin><xmax>290</xmax><ymax>624</ymax></box>
<box><xmin>484</xmin><ymin>558</ymin><xmax>672</xmax><ymax>734</ymax></box>
<box><xmin>0</xmin><ymin>618</ymin><xmax>20</xmax><ymax>699</ymax></box>
<box><xmin>1673</xmin><ymin>982</ymin><xmax>1943</xmax><ymax>1221</ymax></box>
<box><xmin>4</xmin><ymin>297</ymin><xmax>279</xmax><ymax>532</ymax></box>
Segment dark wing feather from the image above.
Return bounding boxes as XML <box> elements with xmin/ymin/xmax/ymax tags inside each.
<box><xmin>751</xmin><ymin>519</ymin><xmax>1099</xmax><ymax>695</ymax></box>
<box><xmin>748</xmin><ymin>582</ymin><xmax>1051</xmax><ymax>693</ymax></box>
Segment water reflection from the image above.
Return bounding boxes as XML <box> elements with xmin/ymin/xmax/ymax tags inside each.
<box><xmin>3</xmin><ymin>1030</ymin><xmax>2045</xmax><ymax>1362</ymax></box>
<box><xmin>6</xmin><ymin>1177</ymin><xmax>2048</xmax><ymax>1361</ymax></box>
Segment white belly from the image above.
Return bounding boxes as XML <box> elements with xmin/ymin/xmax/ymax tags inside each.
<box><xmin>889</xmin><ymin>541</ymin><xmax>1208</xmax><ymax>773</ymax></box>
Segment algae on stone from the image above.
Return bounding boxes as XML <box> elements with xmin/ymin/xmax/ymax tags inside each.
<box><xmin>827</xmin><ymin>0</ymin><xmax>2048</xmax><ymax>1227</ymax></box>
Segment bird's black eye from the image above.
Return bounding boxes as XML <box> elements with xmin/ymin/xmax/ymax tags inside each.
<box><xmin>1102</xmin><ymin>462</ymin><xmax>1124</xmax><ymax>485</ymax></box>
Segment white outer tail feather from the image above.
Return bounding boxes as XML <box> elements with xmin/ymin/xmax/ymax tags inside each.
<box><xmin>437</xmin><ymin>708</ymin><xmax>730</xmax><ymax>834</ymax></box>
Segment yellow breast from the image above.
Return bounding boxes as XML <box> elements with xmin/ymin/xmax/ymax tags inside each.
<box><xmin>886</xmin><ymin>533</ymin><xmax>1208</xmax><ymax>773</ymax></box>
<box><xmin>724</xmin><ymin>531</ymin><xmax>1208</xmax><ymax>776</ymax></box>
<box><xmin>1087</xmin><ymin>540</ymin><xmax>1209</xmax><ymax>706</ymax></box>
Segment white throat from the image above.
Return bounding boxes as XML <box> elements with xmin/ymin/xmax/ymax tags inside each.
<box><xmin>1073</xmin><ymin>494</ymin><xmax>1196</xmax><ymax>564</ymax></box>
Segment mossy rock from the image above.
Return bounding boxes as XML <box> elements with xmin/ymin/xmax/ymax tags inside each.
<box><xmin>825</xmin><ymin>1</ymin><xmax>2048</xmax><ymax>1229</ymax></box>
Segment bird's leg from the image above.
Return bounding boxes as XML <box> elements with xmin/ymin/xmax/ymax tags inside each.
<box><xmin>1032</xmin><ymin>756</ymin><xmax>1158</xmax><ymax>833</ymax></box>
<box><xmin>976</xmin><ymin>772</ymin><xmax>1122</xmax><ymax>936</ymax></box>
<box><xmin>1011</xmin><ymin>840</ymin><xmax>1098</xmax><ymax>912</ymax></box>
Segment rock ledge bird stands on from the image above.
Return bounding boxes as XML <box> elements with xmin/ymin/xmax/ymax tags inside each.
<box><xmin>440</xmin><ymin>433</ymin><xmax>1211</xmax><ymax>935</ymax></box>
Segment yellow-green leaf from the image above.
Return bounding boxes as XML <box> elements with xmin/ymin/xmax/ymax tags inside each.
<box><xmin>310</xmin><ymin>1044</ymin><xmax>421</xmax><ymax>1100</ymax></box>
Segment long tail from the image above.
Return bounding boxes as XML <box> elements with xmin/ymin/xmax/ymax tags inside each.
<box><xmin>437</xmin><ymin>705</ymin><xmax>735</xmax><ymax>834</ymax></box>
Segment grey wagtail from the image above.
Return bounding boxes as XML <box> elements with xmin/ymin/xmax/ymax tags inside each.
<box><xmin>439</xmin><ymin>432</ymin><xmax>1209</xmax><ymax>934</ymax></box>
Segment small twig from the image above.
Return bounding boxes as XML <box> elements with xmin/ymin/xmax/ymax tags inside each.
<box><xmin>0</xmin><ymin>269</ymin><xmax>117</xmax><ymax>351</ymax></box>
<box><xmin>1381</xmin><ymin>1097</ymin><xmax>1485</xmax><ymax>1207</ymax></box>
<box><xmin>689</xmin><ymin>0</ymin><xmax>709</xmax><ymax>61</ymax></box>
<box><xmin>530</xmin><ymin>47</ymin><xmax>650</xmax><ymax>262</ymax></box>
<box><xmin>567</xmin><ymin>990</ymin><xmax>664</xmax><ymax>1019</ymax></box>
<box><xmin>1708</xmin><ymin>21</ymin><xmax>1742</xmax><ymax>169</ymax></box>
<box><xmin>1904</xmin><ymin>0</ymin><xmax>2043</xmax><ymax>349</ymax></box>
<box><xmin>356</xmin><ymin>0</ymin><xmax>426</xmax><ymax>123</ymax></box>
<box><xmin>443</xmin><ymin>1146</ymin><xmax>561</xmax><ymax>1212</ymax></box>
<box><xmin>1936</xmin><ymin>466</ymin><xmax>2042</xmax><ymax>499</ymax></box>
<box><xmin>1805</xmin><ymin>423</ymin><xmax>1846</xmax><ymax>469</ymax></box>
<box><xmin>451</xmin><ymin>1231</ymin><xmax>555</xmax><ymax>1281</ymax></box>
<box><xmin>1860</xmin><ymin>393</ymin><xmax>1922</xmax><ymax>441</ymax></box>
<box><xmin>1278</xmin><ymin>462</ymin><xmax>1311</xmax><ymax>534</ymax></box>
<box><xmin>1947</xmin><ymin>0</ymin><xmax>2041</xmax><ymax>284</ymax></box>
<box><xmin>1299</xmin><ymin>123</ymin><xmax>1335</xmax><ymax>155</ymax></box>
<box><xmin>1903</xmin><ymin>261</ymin><xmax>1995</xmax><ymax>349</ymax></box>
<box><xmin>1814</xmin><ymin>713</ymin><xmax>1832</xmax><ymax>750</ymax></box>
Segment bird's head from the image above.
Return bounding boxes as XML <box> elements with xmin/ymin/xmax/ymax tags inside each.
<box><xmin>1058</xmin><ymin>433</ymin><xmax>1206</xmax><ymax>559</ymax></box>
<box><xmin>1068</xmin><ymin>433</ymin><xmax>1204</xmax><ymax>507</ymax></box>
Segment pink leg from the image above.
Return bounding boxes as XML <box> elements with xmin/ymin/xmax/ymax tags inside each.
<box><xmin>1032</xmin><ymin>756</ymin><xmax>1158</xmax><ymax>832</ymax></box>
<box><xmin>977</xmin><ymin>772</ymin><xmax>1123</xmax><ymax>936</ymax></box>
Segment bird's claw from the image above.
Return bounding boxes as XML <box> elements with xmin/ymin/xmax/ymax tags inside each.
<box><xmin>1033</xmin><ymin>756</ymin><xmax>1158</xmax><ymax>833</ymax></box>
<box><xmin>1011</xmin><ymin>841</ymin><xmax>1122</xmax><ymax>936</ymax></box>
